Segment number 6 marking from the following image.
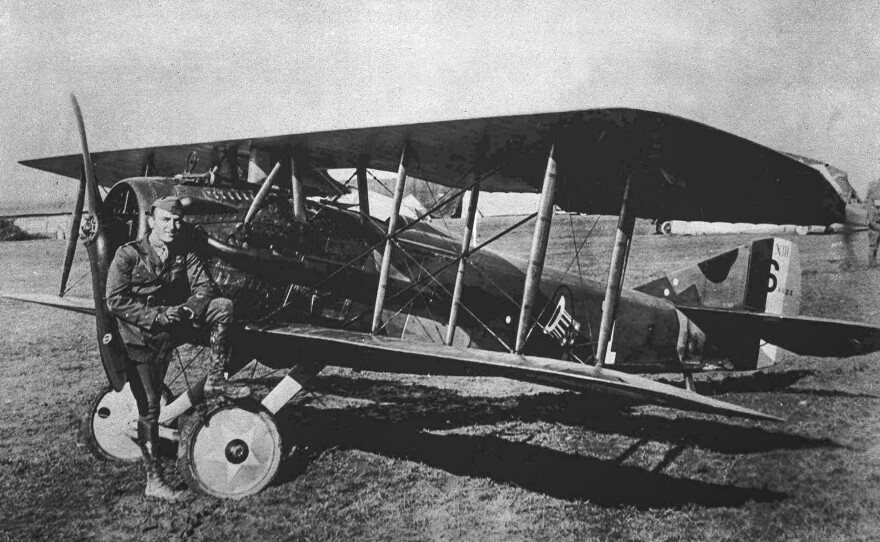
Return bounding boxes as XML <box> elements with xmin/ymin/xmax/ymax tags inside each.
<box><xmin>768</xmin><ymin>259</ymin><xmax>780</xmax><ymax>292</ymax></box>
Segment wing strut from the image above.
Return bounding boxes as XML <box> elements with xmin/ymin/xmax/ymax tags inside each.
<box><xmin>59</xmin><ymin>169</ymin><xmax>87</xmax><ymax>296</ymax></box>
<box><xmin>445</xmin><ymin>182</ymin><xmax>481</xmax><ymax>345</ymax></box>
<box><xmin>596</xmin><ymin>174</ymin><xmax>634</xmax><ymax>366</ymax></box>
<box><xmin>356</xmin><ymin>158</ymin><xmax>371</xmax><ymax>224</ymax></box>
<box><xmin>515</xmin><ymin>144</ymin><xmax>558</xmax><ymax>353</ymax></box>
<box><xmin>371</xmin><ymin>146</ymin><xmax>409</xmax><ymax>333</ymax></box>
<box><xmin>242</xmin><ymin>162</ymin><xmax>281</xmax><ymax>227</ymax></box>
<box><xmin>290</xmin><ymin>153</ymin><xmax>307</xmax><ymax>224</ymax></box>
<box><xmin>226</xmin><ymin>146</ymin><xmax>239</xmax><ymax>182</ymax></box>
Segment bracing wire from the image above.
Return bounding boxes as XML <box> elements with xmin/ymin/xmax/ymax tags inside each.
<box><xmin>255</xmin><ymin>143</ymin><xmax>544</xmax><ymax>324</ymax></box>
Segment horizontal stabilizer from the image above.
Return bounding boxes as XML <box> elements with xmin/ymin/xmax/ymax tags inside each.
<box><xmin>1</xmin><ymin>293</ymin><xmax>96</xmax><ymax>316</ymax></box>
<box><xmin>246</xmin><ymin>323</ymin><xmax>780</xmax><ymax>422</ymax></box>
<box><xmin>679</xmin><ymin>306</ymin><xmax>880</xmax><ymax>358</ymax></box>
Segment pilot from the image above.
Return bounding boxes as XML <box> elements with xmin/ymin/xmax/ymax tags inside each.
<box><xmin>106</xmin><ymin>196</ymin><xmax>250</xmax><ymax>501</ymax></box>
<box><xmin>867</xmin><ymin>182</ymin><xmax>880</xmax><ymax>267</ymax></box>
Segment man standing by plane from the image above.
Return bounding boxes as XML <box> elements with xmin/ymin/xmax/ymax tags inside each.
<box><xmin>865</xmin><ymin>181</ymin><xmax>880</xmax><ymax>267</ymax></box>
<box><xmin>106</xmin><ymin>196</ymin><xmax>250</xmax><ymax>501</ymax></box>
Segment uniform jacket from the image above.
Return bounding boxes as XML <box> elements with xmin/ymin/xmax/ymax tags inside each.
<box><xmin>106</xmin><ymin>235</ymin><xmax>217</xmax><ymax>354</ymax></box>
<box><xmin>869</xmin><ymin>204</ymin><xmax>880</xmax><ymax>233</ymax></box>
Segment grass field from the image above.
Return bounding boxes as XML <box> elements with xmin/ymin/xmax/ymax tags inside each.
<box><xmin>3</xmin><ymin>221</ymin><xmax>880</xmax><ymax>541</ymax></box>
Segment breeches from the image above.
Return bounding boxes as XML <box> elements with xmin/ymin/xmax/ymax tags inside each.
<box><xmin>126</xmin><ymin>297</ymin><xmax>233</xmax><ymax>422</ymax></box>
<box><xmin>126</xmin><ymin>362</ymin><xmax>168</xmax><ymax>433</ymax></box>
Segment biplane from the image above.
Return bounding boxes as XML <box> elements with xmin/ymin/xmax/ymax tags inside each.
<box><xmin>5</xmin><ymin>96</ymin><xmax>880</xmax><ymax>499</ymax></box>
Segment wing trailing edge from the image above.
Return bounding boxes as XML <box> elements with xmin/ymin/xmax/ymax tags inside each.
<box><xmin>245</xmin><ymin>323</ymin><xmax>780</xmax><ymax>422</ymax></box>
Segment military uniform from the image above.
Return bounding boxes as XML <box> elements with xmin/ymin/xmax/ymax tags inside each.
<box><xmin>106</xmin><ymin>196</ymin><xmax>246</xmax><ymax>501</ymax></box>
<box><xmin>869</xmin><ymin>203</ymin><xmax>880</xmax><ymax>267</ymax></box>
<box><xmin>864</xmin><ymin>181</ymin><xmax>880</xmax><ymax>268</ymax></box>
<box><xmin>106</xmin><ymin>234</ymin><xmax>224</xmax><ymax>363</ymax></box>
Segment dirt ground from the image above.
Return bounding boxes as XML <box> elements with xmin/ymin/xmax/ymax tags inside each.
<box><xmin>3</xmin><ymin>221</ymin><xmax>880</xmax><ymax>541</ymax></box>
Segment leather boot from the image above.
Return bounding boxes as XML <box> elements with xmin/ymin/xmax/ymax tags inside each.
<box><xmin>138</xmin><ymin>421</ymin><xmax>185</xmax><ymax>502</ymax></box>
<box><xmin>204</xmin><ymin>323</ymin><xmax>251</xmax><ymax>400</ymax></box>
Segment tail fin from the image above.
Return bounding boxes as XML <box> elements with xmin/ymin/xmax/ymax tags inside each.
<box><xmin>758</xmin><ymin>239</ymin><xmax>800</xmax><ymax>367</ymax></box>
<box><xmin>636</xmin><ymin>238</ymin><xmax>801</xmax><ymax>369</ymax></box>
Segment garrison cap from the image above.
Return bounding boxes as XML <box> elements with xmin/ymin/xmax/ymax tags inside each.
<box><xmin>151</xmin><ymin>196</ymin><xmax>185</xmax><ymax>216</ymax></box>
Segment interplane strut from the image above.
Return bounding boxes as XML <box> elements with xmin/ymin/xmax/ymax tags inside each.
<box><xmin>595</xmin><ymin>174</ymin><xmax>634</xmax><ymax>366</ymax></box>
<box><xmin>445</xmin><ymin>184</ymin><xmax>481</xmax><ymax>345</ymax></box>
<box><xmin>515</xmin><ymin>144</ymin><xmax>558</xmax><ymax>354</ymax></box>
<box><xmin>372</xmin><ymin>146</ymin><xmax>409</xmax><ymax>334</ymax></box>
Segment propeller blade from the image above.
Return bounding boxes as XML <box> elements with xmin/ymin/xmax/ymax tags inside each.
<box><xmin>58</xmin><ymin>170</ymin><xmax>87</xmax><ymax>296</ymax></box>
<box><xmin>70</xmin><ymin>94</ymin><xmax>102</xmax><ymax>215</ymax></box>
<box><xmin>69</xmin><ymin>93</ymin><xmax>128</xmax><ymax>392</ymax></box>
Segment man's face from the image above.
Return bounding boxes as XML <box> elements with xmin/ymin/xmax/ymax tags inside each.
<box><xmin>148</xmin><ymin>207</ymin><xmax>182</xmax><ymax>244</ymax></box>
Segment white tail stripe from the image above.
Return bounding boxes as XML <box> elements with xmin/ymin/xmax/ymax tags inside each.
<box><xmin>759</xmin><ymin>238</ymin><xmax>801</xmax><ymax>366</ymax></box>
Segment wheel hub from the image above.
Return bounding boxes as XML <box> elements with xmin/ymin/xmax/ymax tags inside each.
<box><xmin>225</xmin><ymin>439</ymin><xmax>250</xmax><ymax>464</ymax></box>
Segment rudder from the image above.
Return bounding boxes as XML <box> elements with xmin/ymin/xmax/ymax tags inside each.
<box><xmin>635</xmin><ymin>238</ymin><xmax>802</xmax><ymax>370</ymax></box>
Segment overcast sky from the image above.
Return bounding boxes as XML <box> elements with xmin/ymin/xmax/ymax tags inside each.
<box><xmin>1</xmin><ymin>0</ymin><xmax>879</xmax><ymax>210</ymax></box>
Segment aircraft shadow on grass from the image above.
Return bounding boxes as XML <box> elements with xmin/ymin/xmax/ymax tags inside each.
<box><xmin>264</xmin><ymin>373</ymin><xmax>839</xmax><ymax>509</ymax></box>
<box><xmin>660</xmin><ymin>369</ymin><xmax>880</xmax><ymax>399</ymax></box>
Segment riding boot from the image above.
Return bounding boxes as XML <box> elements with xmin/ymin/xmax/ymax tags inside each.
<box><xmin>138</xmin><ymin>420</ymin><xmax>185</xmax><ymax>502</ymax></box>
<box><xmin>870</xmin><ymin>247</ymin><xmax>878</xmax><ymax>268</ymax></box>
<box><xmin>204</xmin><ymin>322</ymin><xmax>251</xmax><ymax>400</ymax></box>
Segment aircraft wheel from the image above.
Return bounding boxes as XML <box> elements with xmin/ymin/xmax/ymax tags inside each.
<box><xmin>177</xmin><ymin>402</ymin><xmax>282</xmax><ymax>499</ymax></box>
<box><xmin>81</xmin><ymin>383</ymin><xmax>170</xmax><ymax>462</ymax></box>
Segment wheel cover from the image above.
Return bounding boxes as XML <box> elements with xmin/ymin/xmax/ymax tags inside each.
<box><xmin>190</xmin><ymin>407</ymin><xmax>281</xmax><ymax>498</ymax></box>
<box><xmin>91</xmin><ymin>384</ymin><xmax>141</xmax><ymax>461</ymax></box>
<box><xmin>90</xmin><ymin>384</ymin><xmax>169</xmax><ymax>461</ymax></box>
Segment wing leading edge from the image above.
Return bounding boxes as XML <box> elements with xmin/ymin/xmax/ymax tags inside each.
<box><xmin>1</xmin><ymin>293</ymin><xmax>96</xmax><ymax>316</ymax></box>
<box><xmin>245</xmin><ymin>323</ymin><xmax>780</xmax><ymax>422</ymax></box>
<box><xmin>21</xmin><ymin>108</ymin><xmax>846</xmax><ymax>225</ymax></box>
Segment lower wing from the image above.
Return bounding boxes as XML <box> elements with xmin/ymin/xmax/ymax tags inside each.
<box><xmin>1</xmin><ymin>293</ymin><xmax>96</xmax><ymax>316</ymax></box>
<box><xmin>0</xmin><ymin>292</ymin><xmax>784</xmax><ymax>421</ymax></box>
<box><xmin>245</xmin><ymin>323</ymin><xmax>779</xmax><ymax>422</ymax></box>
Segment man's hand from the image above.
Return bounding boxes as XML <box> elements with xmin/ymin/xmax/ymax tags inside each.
<box><xmin>155</xmin><ymin>305</ymin><xmax>190</xmax><ymax>328</ymax></box>
<box><xmin>165</xmin><ymin>305</ymin><xmax>188</xmax><ymax>322</ymax></box>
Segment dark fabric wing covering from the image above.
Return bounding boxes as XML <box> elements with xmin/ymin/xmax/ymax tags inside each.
<box><xmin>21</xmin><ymin>109</ymin><xmax>846</xmax><ymax>225</ymax></box>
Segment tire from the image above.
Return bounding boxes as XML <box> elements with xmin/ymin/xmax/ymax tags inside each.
<box><xmin>81</xmin><ymin>384</ymin><xmax>170</xmax><ymax>463</ymax></box>
<box><xmin>177</xmin><ymin>401</ymin><xmax>282</xmax><ymax>499</ymax></box>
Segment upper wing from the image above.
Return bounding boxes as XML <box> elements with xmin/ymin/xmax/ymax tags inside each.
<box><xmin>21</xmin><ymin>108</ymin><xmax>846</xmax><ymax>225</ymax></box>
<box><xmin>678</xmin><ymin>306</ymin><xmax>880</xmax><ymax>357</ymax></box>
<box><xmin>245</xmin><ymin>323</ymin><xmax>779</xmax><ymax>422</ymax></box>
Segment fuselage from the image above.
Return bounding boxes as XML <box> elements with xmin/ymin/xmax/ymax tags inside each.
<box><xmin>103</xmin><ymin>176</ymin><xmax>686</xmax><ymax>373</ymax></box>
